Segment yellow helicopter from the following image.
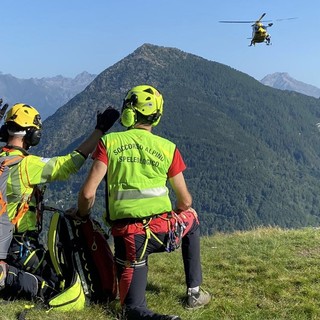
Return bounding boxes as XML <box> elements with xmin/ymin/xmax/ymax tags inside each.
<box><xmin>219</xmin><ymin>13</ymin><xmax>296</xmax><ymax>46</ymax></box>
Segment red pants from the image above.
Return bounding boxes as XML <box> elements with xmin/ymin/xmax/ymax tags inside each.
<box><xmin>111</xmin><ymin>209</ymin><xmax>202</xmax><ymax>319</ymax></box>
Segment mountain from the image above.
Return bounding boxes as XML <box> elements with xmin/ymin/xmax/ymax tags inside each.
<box><xmin>0</xmin><ymin>71</ymin><xmax>96</xmax><ymax>119</ymax></box>
<box><xmin>261</xmin><ymin>72</ymin><xmax>320</xmax><ymax>98</ymax></box>
<box><xmin>32</xmin><ymin>43</ymin><xmax>320</xmax><ymax>235</ymax></box>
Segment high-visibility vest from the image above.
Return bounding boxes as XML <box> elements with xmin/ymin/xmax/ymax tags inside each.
<box><xmin>0</xmin><ymin>148</ymin><xmax>86</xmax><ymax>232</ymax></box>
<box><xmin>102</xmin><ymin>129</ymin><xmax>176</xmax><ymax>220</ymax></box>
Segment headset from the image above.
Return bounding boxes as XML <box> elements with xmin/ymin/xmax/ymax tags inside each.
<box><xmin>120</xmin><ymin>94</ymin><xmax>138</xmax><ymax>128</ymax></box>
<box><xmin>0</xmin><ymin>101</ymin><xmax>42</xmax><ymax>147</ymax></box>
<box><xmin>120</xmin><ymin>93</ymin><xmax>162</xmax><ymax>128</ymax></box>
<box><xmin>24</xmin><ymin>127</ymin><xmax>42</xmax><ymax>147</ymax></box>
<box><xmin>0</xmin><ymin>124</ymin><xmax>41</xmax><ymax>147</ymax></box>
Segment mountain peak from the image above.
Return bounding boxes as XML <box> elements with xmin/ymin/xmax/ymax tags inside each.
<box><xmin>261</xmin><ymin>72</ymin><xmax>320</xmax><ymax>98</ymax></box>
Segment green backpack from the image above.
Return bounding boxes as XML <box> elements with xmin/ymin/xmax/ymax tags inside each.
<box><xmin>47</xmin><ymin>272</ymin><xmax>86</xmax><ymax>311</ymax></box>
<box><xmin>46</xmin><ymin>211</ymin><xmax>87</xmax><ymax>311</ymax></box>
<box><xmin>46</xmin><ymin>210</ymin><xmax>117</xmax><ymax>312</ymax></box>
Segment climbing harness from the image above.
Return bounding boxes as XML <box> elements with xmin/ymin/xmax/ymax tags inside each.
<box><xmin>114</xmin><ymin>211</ymin><xmax>187</xmax><ymax>268</ymax></box>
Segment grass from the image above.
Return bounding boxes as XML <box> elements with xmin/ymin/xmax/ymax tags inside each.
<box><xmin>2</xmin><ymin>226</ymin><xmax>320</xmax><ymax>319</ymax></box>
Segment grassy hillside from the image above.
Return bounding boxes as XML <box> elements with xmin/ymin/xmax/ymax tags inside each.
<box><xmin>3</xmin><ymin>227</ymin><xmax>320</xmax><ymax>319</ymax></box>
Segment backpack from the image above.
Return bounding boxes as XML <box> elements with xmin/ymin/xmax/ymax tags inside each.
<box><xmin>47</xmin><ymin>211</ymin><xmax>117</xmax><ymax>311</ymax></box>
<box><xmin>0</xmin><ymin>155</ymin><xmax>25</xmax><ymax>220</ymax></box>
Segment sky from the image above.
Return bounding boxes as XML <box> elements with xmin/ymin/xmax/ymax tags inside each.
<box><xmin>1</xmin><ymin>0</ymin><xmax>319</xmax><ymax>87</ymax></box>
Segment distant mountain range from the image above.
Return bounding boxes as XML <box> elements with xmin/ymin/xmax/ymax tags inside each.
<box><xmin>0</xmin><ymin>71</ymin><xmax>96</xmax><ymax>119</ymax></box>
<box><xmin>261</xmin><ymin>72</ymin><xmax>320</xmax><ymax>98</ymax></box>
<box><xmin>1</xmin><ymin>70</ymin><xmax>318</xmax><ymax>123</ymax></box>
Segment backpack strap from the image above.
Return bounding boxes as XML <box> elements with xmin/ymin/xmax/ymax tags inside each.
<box><xmin>0</xmin><ymin>155</ymin><xmax>25</xmax><ymax>217</ymax></box>
<box><xmin>0</xmin><ymin>193</ymin><xmax>6</xmax><ymax>216</ymax></box>
<box><xmin>47</xmin><ymin>212</ymin><xmax>64</xmax><ymax>278</ymax></box>
<box><xmin>0</xmin><ymin>155</ymin><xmax>25</xmax><ymax>167</ymax></box>
<box><xmin>33</xmin><ymin>185</ymin><xmax>46</xmax><ymax>233</ymax></box>
<box><xmin>0</xmin><ymin>153</ymin><xmax>45</xmax><ymax>229</ymax></box>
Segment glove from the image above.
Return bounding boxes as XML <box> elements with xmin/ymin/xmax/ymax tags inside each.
<box><xmin>95</xmin><ymin>106</ymin><xmax>120</xmax><ymax>134</ymax></box>
<box><xmin>65</xmin><ymin>207</ymin><xmax>87</xmax><ymax>221</ymax></box>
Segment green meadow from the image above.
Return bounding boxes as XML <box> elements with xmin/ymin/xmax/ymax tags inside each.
<box><xmin>2</xmin><ymin>227</ymin><xmax>320</xmax><ymax>320</ymax></box>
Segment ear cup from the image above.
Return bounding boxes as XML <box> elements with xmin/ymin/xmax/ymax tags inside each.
<box><xmin>24</xmin><ymin>127</ymin><xmax>42</xmax><ymax>146</ymax></box>
<box><xmin>120</xmin><ymin>107</ymin><xmax>137</xmax><ymax>128</ymax></box>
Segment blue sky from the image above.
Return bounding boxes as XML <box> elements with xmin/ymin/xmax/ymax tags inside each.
<box><xmin>1</xmin><ymin>0</ymin><xmax>319</xmax><ymax>87</ymax></box>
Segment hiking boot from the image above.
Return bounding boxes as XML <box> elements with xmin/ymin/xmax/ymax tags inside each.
<box><xmin>118</xmin><ymin>309</ymin><xmax>181</xmax><ymax>320</ymax></box>
<box><xmin>186</xmin><ymin>288</ymin><xmax>211</xmax><ymax>310</ymax></box>
<box><xmin>150</xmin><ymin>313</ymin><xmax>181</xmax><ymax>320</ymax></box>
<box><xmin>157</xmin><ymin>316</ymin><xmax>181</xmax><ymax>320</ymax></box>
<box><xmin>147</xmin><ymin>312</ymin><xmax>181</xmax><ymax>320</ymax></box>
<box><xmin>0</xmin><ymin>261</ymin><xmax>8</xmax><ymax>290</ymax></box>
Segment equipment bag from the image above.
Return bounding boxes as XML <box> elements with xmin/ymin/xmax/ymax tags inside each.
<box><xmin>47</xmin><ymin>272</ymin><xmax>86</xmax><ymax>311</ymax></box>
<box><xmin>74</xmin><ymin>216</ymin><xmax>118</xmax><ymax>302</ymax></box>
<box><xmin>47</xmin><ymin>211</ymin><xmax>117</xmax><ymax>311</ymax></box>
<box><xmin>7</xmin><ymin>231</ymin><xmax>47</xmax><ymax>274</ymax></box>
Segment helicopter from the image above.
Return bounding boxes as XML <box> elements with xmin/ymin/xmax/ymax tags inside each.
<box><xmin>219</xmin><ymin>13</ymin><xmax>297</xmax><ymax>47</ymax></box>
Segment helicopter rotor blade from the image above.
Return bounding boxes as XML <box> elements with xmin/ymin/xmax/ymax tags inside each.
<box><xmin>218</xmin><ymin>13</ymin><xmax>296</xmax><ymax>25</ymax></box>
<box><xmin>219</xmin><ymin>20</ymin><xmax>254</xmax><ymax>24</ymax></box>
<box><xmin>275</xmin><ymin>17</ymin><xmax>298</xmax><ymax>22</ymax></box>
<box><xmin>219</xmin><ymin>20</ymin><xmax>272</xmax><ymax>24</ymax></box>
<box><xmin>257</xmin><ymin>13</ymin><xmax>266</xmax><ymax>22</ymax></box>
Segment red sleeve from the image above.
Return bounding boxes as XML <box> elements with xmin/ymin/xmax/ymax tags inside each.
<box><xmin>92</xmin><ymin>140</ymin><xmax>108</xmax><ymax>165</ymax></box>
<box><xmin>168</xmin><ymin>148</ymin><xmax>186</xmax><ymax>178</ymax></box>
<box><xmin>92</xmin><ymin>142</ymin><xmax>185</xmax><ymax>175</ymax></box>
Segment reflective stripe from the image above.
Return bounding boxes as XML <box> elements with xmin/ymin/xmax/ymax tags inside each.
<box><xmin>115</xmin><ymin>187</ymin><xmax>167</xmax><ymax>200</ymax></box>
<box><xmin>115</xmin><ymin>257</ymin><xmax>147</xmax><ymax>268</ymax></box>
<box><xmin>103</xmin><ymin>131</ymin><xmax>176</xmax><ymax>219</ymax></box>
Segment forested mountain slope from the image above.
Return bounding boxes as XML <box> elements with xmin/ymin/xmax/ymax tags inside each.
<box><xmin>32</xmin><ymin>43</ymin><xmax>320</xmax><ymax>235</ymax></box>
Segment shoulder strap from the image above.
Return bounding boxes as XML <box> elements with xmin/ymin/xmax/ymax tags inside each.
<box><xmin>1</xmin><ymin>145</ymin><xmax>30</xmax><ymax>156</ymax></box>
<box><xmin>0</xmin><ymin>155</ymin><xmax>25</xmax><ymax>218</ymax></box>
<box><xmin>48</xmin><ymin>212</ymin><xmax>64</xmax><ymax>278</ymax></box>
<box><xmin>0</xmin><ymin>155</ymin><xmax>25</xmax><ymax>167</ymax></box>
<box><xmin>0</xmin><ymin>154</ymin><xmax>30</xmax><ymax>226</ymax></box>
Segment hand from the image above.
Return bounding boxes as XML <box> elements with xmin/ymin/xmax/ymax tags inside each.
<box><xmin>95</xmin><ymin>106</ymin><xmax>120</xmax><ymax>134</ymax></box>
<box><xmin>65</xmin><ymin>207</ymin><xmax>86</xmax><ymax>221</ymax></box>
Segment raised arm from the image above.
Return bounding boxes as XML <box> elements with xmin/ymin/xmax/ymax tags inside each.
<box><xmin>76</xmin><ymin>107</ymin><xmax>119</xmax><ymax>158</ymax></box>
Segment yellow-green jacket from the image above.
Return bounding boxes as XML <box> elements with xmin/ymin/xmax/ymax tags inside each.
<box><xmin>0</xmin><ymin>146</ymin><xmax>86</xmax><ymax>233</ymax></box>
<box><xmin>102</xmin><ymin>129</ymin><xmax>176</xmax><ymax>220</ymax></box>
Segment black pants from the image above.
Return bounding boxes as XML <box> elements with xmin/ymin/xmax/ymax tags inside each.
<box><xmin>2</xmin><ymin>265</ymin><xmax>40</xmax><ymax>301</ymax></box>
<box><xmin>1</xmin><ymin>232</ymin><xmax>59</xmax><ymax>301</ymax></box>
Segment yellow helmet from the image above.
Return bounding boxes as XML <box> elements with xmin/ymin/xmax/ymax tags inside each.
<box><xmin>120</xmin><ymin>85</ymin><xmax>163</xmax><ymax>128</ymax></box>
<box><xmin>5</xmin><ymin>103</ymin><xmax>42</xmax><ymax>129</ymax></box>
